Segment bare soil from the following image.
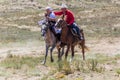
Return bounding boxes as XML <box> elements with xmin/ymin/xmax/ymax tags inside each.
<box><xmin>0</xmin><ymin>0</ymin><xmax>120</xmax><ymax>80</ymax></box>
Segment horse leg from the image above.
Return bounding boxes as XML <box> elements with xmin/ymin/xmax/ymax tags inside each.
<box><xmin>70</xmin><ymin>45</ymin><xmax>75</xmax><ymax>62</ymax></box>
<box><xmin>56</xmin><ymin>42</ymin><xmax>62</xmax><ymax>61</ymax></box>
<box><xmin>58</xmin><ymin>46</ymin><xmax>65</xmax><ymax>61</ymax></box>
<box><xmin>81</xmin><ymin>42</ymin><xmax>85</xmax><ymax>60</ymax></box>
<box><xmin>58</xmin><ymin>47</ymin><xmax>61</xmax><ymax>61</ymax></box>
<box><xmin>65</xmin><ymin>45</ymin><xmax>70</xmax><ymax>60</ymax></box>
<box><xmin>41</xmin><ymin>45</ymin><xmax>49</xmax><ymax>65</ymax></box>
<box><xmin>50</xmin><ymin>45</ymin><xmax>55</xmax><ymax>62</ymax></box>
<box><xmin>61</xmin><ymin>46</ymin><xmax>65</xmax><ymax>57</ymax></box>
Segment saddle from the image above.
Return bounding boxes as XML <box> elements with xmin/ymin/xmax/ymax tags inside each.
<box><xmin>70</xmin><ymin>28</ymin><xmax>78</xmax><ymax>36</ymax></box>
<box><xmin>67</xmin><ymin>24</ymin><xmax>79</xmax><ymax>37</ymax></box>
<box><xmin>70</xmin><ymin>27</ymin><xmax>84</xmax><ymax>40</ymax></box>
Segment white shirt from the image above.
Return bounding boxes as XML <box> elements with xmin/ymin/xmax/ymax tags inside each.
<box><xmin>49</xmin><ymin>12</ymin><xmax>56</xmax><ymax>19</ymax></box>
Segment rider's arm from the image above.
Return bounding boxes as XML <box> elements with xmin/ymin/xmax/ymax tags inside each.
<box><xmin>66</xmin><ymin>10</ymin><xmax>75</xmax><ymax>25</ymax></box>
<box><xmin>46</xmin><ymin>12</ymin><xmax>56</xmax><ymax>21</ymax></box>
<box><xmin>46</xmin><ymin>16</ymin><xmax>56</xmax><ymax>21</ymax></box>
<box><xmin>54</xmin><ymin>11</ymin><xmax>63</xmax><ymax>16</ymax></box>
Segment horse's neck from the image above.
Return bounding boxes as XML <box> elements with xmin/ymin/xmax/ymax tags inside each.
<box><xmin>45</xmin><ymin>29</ymin><xmax>56</xmax><ymax>44</ymax></box>
<box><xmin>61</xmin><ymin>24</ymin><xmax>69</xmax><ymax>43</ymax></box>
<box><xmin>61</xmin><ymin>23</ymin><xmax>74</xmax><ymax>43</ymax></box>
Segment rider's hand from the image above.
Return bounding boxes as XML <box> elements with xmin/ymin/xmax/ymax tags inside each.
<box><xmin>46</xmin><ymin>16</ymin><xmax>50</xmax><ymax>20</ymax></box>
<box><xmin>67</xmin><ymin>24</ymin><xmax>71</xmax><ymax>27</ymax></box>
<box><xmin>44</xmin><ymin>13</ymin><xmax>47</xmax><ymax>17</ymax></box>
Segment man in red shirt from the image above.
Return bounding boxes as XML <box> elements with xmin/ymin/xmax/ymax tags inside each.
<box><xmin>54</xmin><ymin>4</ymin><xmax>83</xmax><ymax>40</ymax></box>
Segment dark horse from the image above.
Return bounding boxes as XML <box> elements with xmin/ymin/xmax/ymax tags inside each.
<box><xmin>55</xmin><ymin>18</ymin><xmax>88</xmax><ymax>61</ymax></box>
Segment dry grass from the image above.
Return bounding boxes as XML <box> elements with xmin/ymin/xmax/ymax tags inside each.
<box><xmin>0</xmin><ymin>53</ymin><xmax>120</xmax><ymax>80</ymax></box>
<box><xmin>0</xmin><ymin>0</ymin><xmax>120</xmax><ymax>80</ymax></box>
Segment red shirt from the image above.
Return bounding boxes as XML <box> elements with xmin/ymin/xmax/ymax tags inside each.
<box><xmin>54</xmin><ymin>10</ymin><xmax>75</xmax><ymax>25</ymax></box>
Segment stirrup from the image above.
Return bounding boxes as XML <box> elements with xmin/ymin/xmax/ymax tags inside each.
<box><xmin>78</xmin><ymin>36</ymin><xmax>83</xmax><ymax>40</ymax></box>
<box><xmin>80</xmin><ymin>36</ymin><xmax>83</xmax><ymax>40</ymax></box>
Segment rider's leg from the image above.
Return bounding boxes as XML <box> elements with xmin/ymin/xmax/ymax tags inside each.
<box><xmin>71</xmin><ymin>23</ymin><xmax>83</xmax><ymax>40</ymax></box>
<box><xmin>49</xmin><ymin>26</ymin><xmax>57</xmax><ymax>36</ymax></box>
<box><xmin>56</xmin><ymin>33</ymin><xmax>61</xmax><ymax>41</ymax></box>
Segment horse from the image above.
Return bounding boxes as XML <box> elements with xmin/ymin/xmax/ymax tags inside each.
<box><xmin>55</xmin><ymin>18</ymin><xmax>88</xmax><ymax>61</ymax></box>
<box><xmin>39</xmin><ymin>19</ymin><xmax>64</xmax><ymax>64</ymax></box>
<box><xmin>39</xmin><ymin>19</ymin><xmax>57</xmax><ymax>64</ymax></box>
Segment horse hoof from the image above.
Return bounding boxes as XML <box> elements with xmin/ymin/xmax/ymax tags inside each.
<box><xmin>69</xmin><ymin>59</ymin><xmax>72</xmax><ymax>62</ymax></box>
<box><xmin>57</xmin><ymin>59</ymin><xmax>61</xmax><ymax>62</ymax></box>
<box><xmin>69</xmin><ymin>58</ymin><xmax>73</xmax><ymax>62</ymax></box>
<box><xmin>51</xmin><ymin>59</ymin><xmax>54</xmax><ymax>62</ymax></box>
<box><xmin>41</xmin><ymin>61</ymin><xmax>45</xmax><ymax>65</ymax></box>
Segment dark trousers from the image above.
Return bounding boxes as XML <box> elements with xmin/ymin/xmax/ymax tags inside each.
<box><xmin>49</xmin><ymin>25</ymin><xmax>61</xmax><ymax>41</ymax></box>
<box><xmin>71</xmin><ymin>22</ymin><xmax>81</xmax><ymax>36</ymax></box>
<box><xmin>49</xmin><ymin>21</ymin><xmax>56</xmax><ymax>35</ymax></box>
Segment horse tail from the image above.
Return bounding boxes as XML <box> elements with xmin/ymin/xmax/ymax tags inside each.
<box><xmin>80</xmin><ymin>29</ymin><xmax>85</xmax><ymax>39</ymax></box>
<box><xmin>78</xmin><ymin>43</ymin><xmax>89</xmax><ymax>51</ymax></box>
<box><xmin>84</xmin><ymin>45</ymin><xmax>89</xmax><ymax>51</ymax></box>
<box><xmin>78</xmin><ymin>29</ymin><xmax>89</xmax><ymax>51</ymax></box>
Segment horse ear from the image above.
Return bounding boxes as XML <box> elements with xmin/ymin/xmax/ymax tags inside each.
<box><xmin>61</xmin><ymin>14</ymin><xmax>65</xmax><ymax>20</ymax></box>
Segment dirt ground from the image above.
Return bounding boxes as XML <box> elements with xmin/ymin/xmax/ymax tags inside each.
<box><xmin>0</xmin><ymin>37</ymin><xmax>120</xmax><ymax>58</ymax></box>
<box><xmin>0</xmin><ymin>0</ymin><xmax>120</xmax><ymax>80</ymax></box>
<box><xmin>0</xmin><ymin>38</ymin><xmax>120</xmax><ymax>80</ymax></box>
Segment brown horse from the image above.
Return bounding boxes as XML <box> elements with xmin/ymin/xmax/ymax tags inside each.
<box><xmin>55</xmin><ymin>18</ymin><xmax>88</xmax><ymax>61</ymax></box>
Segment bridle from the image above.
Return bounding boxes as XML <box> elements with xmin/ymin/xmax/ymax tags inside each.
<box><xmin>41</xmin><ymin>20</ymin><xmax>49</xmax><ymax>36</ymax></box>
<box><xmin>55</xmin><ymin>19</ymin><xmax>67</xmax><ymax>29</ymax></box>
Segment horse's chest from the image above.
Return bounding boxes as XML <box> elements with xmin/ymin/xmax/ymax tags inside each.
<box><xmin>44</xmin><ymin>34</ymin><xmax>55</xmax><ymax>45</ymax></box>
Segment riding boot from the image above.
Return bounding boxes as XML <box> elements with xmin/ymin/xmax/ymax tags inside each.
<box><xmin>79</xmin><ymin>36</ymin><xmax>83</xmax><ymax>40</ymax></box>
<box><xmin>75</xmin><ymin>27</ymin><xmax>83</xmax><ymax>40</ymax></box>
<box><xmin>78</xmin><ymin>32</ymin><xmax>83</xmax><ymax>40</ymax></box>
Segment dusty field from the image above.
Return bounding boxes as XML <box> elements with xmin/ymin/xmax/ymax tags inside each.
<box><xmin>0</xmin><ymin>0</ymin><xmax>120</xmax><ymax>80</ymax></box>
<box><xmin>0</xmin><ymin>37</ymin><xmax>120</xmax><ymax>80</ymax></box>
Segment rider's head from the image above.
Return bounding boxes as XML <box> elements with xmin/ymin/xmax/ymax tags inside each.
<box><xmin>61</xmin><ymin>4</ymin><xmax>68</xmax><ymax>13</ymax></box>
<box><xmin>45</xmin><ymin>7</ymin><xmax>52</xmax><ymax>14</ymax></box>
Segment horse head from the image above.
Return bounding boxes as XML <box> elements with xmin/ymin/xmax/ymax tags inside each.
<box><xmin>55</xmin><ymin>18</ymin><xmax>67</xmax><ymax>29</ymax></box>
<box><xmin>40</xmin><ymin>20</ymin><xmax>49</xmax><ymax>36</ymax></box>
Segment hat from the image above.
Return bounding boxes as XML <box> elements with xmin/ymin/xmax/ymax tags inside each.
<box><xmin>45</xmin><ymin>6</ymin><xmax>53</xmax><ymax>11</ymax></box>
<box><xmin>61</xmin><ymin>4</ymin><xmax>68</xmax><ymax>9</ymax></box>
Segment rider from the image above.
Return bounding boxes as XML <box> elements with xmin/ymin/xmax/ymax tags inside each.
<box><xmin>45</xmin><ymin>7</ymin><xmax>56</xmax><ymax>35</ymax></box>
<box><xmin>54</xmin><ymin>4</ymin><xmax>83</xmax><ymax>40</ymax></box>
<box><xmin>45</xmin><ymin>7</ymin><xmax>61</xmax><ymax>41</ymax></box>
